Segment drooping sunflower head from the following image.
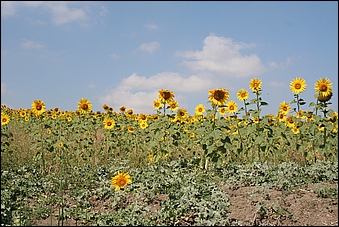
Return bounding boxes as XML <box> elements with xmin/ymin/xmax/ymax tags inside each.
<box><xmin>226</xmin><ymin>100</ymin><xmax>238</xmax><ymax>114</ymax></box>
<box><xmin>290</xmin><ymin>77</ymin><xmax>307</xmax><ymax>95</ymax></box>
<box><xmin>119</xmin><ymin>106</ymin><xmax>126</xmax><ymax>113</ymax></box>
<box><xmin>314</xmin><ymin>77</ymin><xmax>332</xmax><ymax>98</ymax></box>
<box><xmin>317</xmin><ymin>91</ymin><xmax>333</xmax><ymax>103</ymax></box>
<box><xmin>126</xmin><ymin>109</ymin><xmax>134</xmax><ymax>118</ymax></box>
<box><xmin>111</xmin><ymin>171</ymin><xmax>132</xmax><ymax>191</ymax></box>
<box><xmin>279</xmin><ymin>101</ymin><xmax>290</xmax><ymax>115</ymax></box>
<box><xmin>169</xmin><ymin>100</ymin><xmax>179</xmax><ymax>111</ymax></box>
<box><xmin>138</xmin><ymin>113</ymin><xmax>148</xmax><ymax>122</ymax></box>
<box><xmin>158</xmin><ymin>89</ymin><xmax>175</xmax><ymax>104</ymax></box>
<box><xmin>1</xmin><ymin>113</ymin><xmax>10</xmax><ymax>125</ymax></box>
<box><xmin>249</xmin><ymin>78</ymin><xmax>262</xmax><ymax>92</ymax></box>
<box><xmin>77</xmin><ymin>98</ymin><xmax>92</xmax><ymax>114</ymax></box>
<box><xmin>237</xmin><ymin>88</ymin><xmax>249</xmax><ymax>101</ymax></box>
<box><xmin>31</xmin><ymin>100</ymin><xmax>46</xmax><ymax>116</ymax></box>
<box><xmin>103</xmin><ymin>117</ymin><xmax>115</xmax><ymax>130</ymax></box>
<box><xmin>208</xmin><ymin>88</ymin><xmax>229</xmax><ymax>107</ymax></box>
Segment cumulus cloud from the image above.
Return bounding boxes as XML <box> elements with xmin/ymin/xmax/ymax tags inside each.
<box><xmin>1</xmin><ymin>82</ymin><xmax>12</xmax><ymax>96</ymax></box>
<box><xmin>177</xmin><ymin>34</ymin><xmax>267</xmax><ymax>78</ymax></box>
<box><xmin>99</xmin><ymin>72</ymin><xmax>212</xmax><ymax>114</ymax></box>
<box><xmin>139</xmin><ymin>42</ymin><xmax>160</xmax><ymax>53</ymax></box>
<box><xmin>1</xmin><ymin>2</ymin><xmax>88</xmax><ymax>26</ymax></box>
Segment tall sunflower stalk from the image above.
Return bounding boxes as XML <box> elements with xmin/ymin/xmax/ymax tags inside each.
<box><xmin>289</xmin><ymin>77</ymin><xmax>307</xmax><ymax>113</ymax></box>
<box><xmin>205</xmin><ymin>88</ymin><xmax>230</xmax><ymax>169</ymax></box>
<box><xmin>158</xmin><ymin>89</ymin><xmax>175</xmax><ymax>116</ymax></box>
<box><xmin>313</xmin><ymin>78</ymin><xmax>332</xmax><ymax>117</ymax></box>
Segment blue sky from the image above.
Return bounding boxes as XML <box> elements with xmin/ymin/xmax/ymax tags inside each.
<box><xmin>1</xmin><ymin>1</ymin><xmax>338</xmax><ymax>116</ymax></box>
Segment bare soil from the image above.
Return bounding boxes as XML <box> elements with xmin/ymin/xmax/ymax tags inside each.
<box><xmin>32</xmin><ymin>182</ymin><xmax>338</xmax><ymax>226</ymax></box>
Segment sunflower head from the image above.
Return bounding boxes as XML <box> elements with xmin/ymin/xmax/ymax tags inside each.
<box><xmin>77</xmin><ymin>98</ymin><xmax>92</xmax><ymax>114</ymax></box>
<box><xmin>153</xmin><ymin>99</ymin><xmax>162</xmax><ymax>110</ymax></box>
<box><xmin>290</xmin><ymin>77</ymin><xmax>307</xmax><ymax>95</ymax></box>
<box><xmin>139</xmin><ymin>121</ymin><xmax>148</xmax><ymax>129</ymax></box>
<box><xmin>249</xmin><ymin>78</ymin><xmax>262</xmax><ymax>92</ymax></box>
<box><xmin>208</xmin><ymin>88</ymin><xmax>229</xmax><ymax>107</ymax></box>
<box><xmin>119</xmin><ymin>106</ymin><xmax>126</xmax><ymax>112</ymax></box>
<box><xmin>103</xmin><ymin>117</ymin><xmax>115</xmax><ymax>130</ymax></box>
<box><xmin>279</xmin><ymin>101</ymin><xmax>290</xmax><ymax>115</ymax></box>
<box><xmin>317</xmin><ymin>91</ymin><xmax>333</xmax><ymax>103</ymax></box>
<box><xmin>111</xmin><ymin>171</ymin><xmax>132</xmax><ymax>191</ymax></box>
<box><xmin>169</xmin><ymin>100</ymin><xmax>179</xmax><ymax>111</ymax></box>
<box><xmin>226</xmin><ymin>100</ymin><xmax>238</xmax><ymax>114</ymax></box>
<box><xmin>158</xmin><ymin>89</ymin><xmax>175</xmax><ymax>104</ymax></box>
<box><xmin>195</xmin><ymin>104</ymin><xmax>206</xmax><ymax>116</ymax></box>
<box><xmin>314</xmin><ymin>77</ymin><xmax>332</xmax><ymax>97</ymax></box>
<box><xmin>237</xmin><ymin>88</ymin><xmax>249</xmax><ymax>101</ymax></box>
<box><xmin>176</xmin><ymin>108</ymin><xmax>188</xmax><ymax>121</ymax></box>
<box><xmin>1</xmin><ymin>113</ymin><xmax>10</xmax><ymax>125</ymax></box>
<box><xmin>31</xmin><ymin>100</ymin><xmax>46</xmax><ymax>116</ymax></box>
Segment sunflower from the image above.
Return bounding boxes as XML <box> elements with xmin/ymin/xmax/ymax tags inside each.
<box><xmin>102</xmin><ymin>104</ymin><xmax>109</xmax><ymax>111</ymax></box>
<box><xmin>153</xmin><ymin>99</ymin><xmax>162</xmax><ymax>110</ymax></box>
<box><xmin>285</xmin><ymin>115</ymin><xmax>295</xmax><ymax>128</ymax></box>
<box><xmin>249</xmin><ymin>78</ymin><xmax>262</xmax><ymax>92</ymax></box>
<box><xmin>279</xmin><ymin>101</ymin><xmax>290</xmax><ymax>115</ymax></box>
<box><xmin>158</xmin><ymin>89</ymin><xmax>175</xmax><ymax>104</ymax></box>
<box><xmin>208</xmin><ymin>88</ymin><xmax>229</xmax><ymax>107</ymax></box>
<box><xmin>31</xmin><ymin>100</ymin><xmax>46</xmax><ymax>116</ymax></box>
<box><xmin>111</xmin><ymin>171</ymin><xmax>132</xmax><ymax>191</ymax></box>
<box><xmin>77</xmin><ymin>98</ymin><xmax>92</xmax><ymax>114</ymax></box>
<box><xmin>317</xmin><ymin>91</ymin><xmax>333</xmax><ymax>103</ymax></box>
<box><xmin>103</xmin><ymin>117</ymin><xmax>115</xmax><ymax>130</ymax></box>
<box><xmin>1</xmin><ymin>113</ymin><xmax>10</xmax><ymax>125</ymax></box>
<box><xmin>314</xmin><ymin>77</ymin><xmax>332</xmax><ymax>97</ymax></box>
<box><xmin>19</xmin><ymin>110</ymin><xmax>26</xmax><ymax>117</ymax></box>
<box><xmin>218</xmin><ymin>107</ymin><xmax>227</xmax><ymax>116</ymax></box>
<box><xmin>58</xmin><ymin>142</ymin><xmax>63</xmax><ymax>148</ymax></box>
<box><xmin>292</xmin><ymin>127</ymin><xmax>300</xmax><ymax>134</ymax></box>
<box><xmin>226</xmin><ymin>100</ymin><xmax>238</xmax><ymax>114</ymax></box>
<box><xmin>138</xmin><ymin>113</ymin><xmax>148</xmax><ymax>122</ymax></box>
<box><xmin>195</xmin><ymin>104</ymin><xmax>206</xmax><ymax>116</ymax></box>
<box><xmin>237</xmin><ymin>88</ymin><xmax>249</xmax><ymax>101</ymax></box>
<box><xmin>128</xmin><ymin>126</ymin><xmax>135</xmax><ymax>133</ymax></box>
<box><xmin>119</xmin><ymin>106</ymin><xmax>126</xmax><ymax>113</ymax></box>
<box><xmin>169</xmin><ymin>100</ymin><xmax>179</xmax><ymax>111</ymax></box>
<box><xmin>176</xmin><ymin>108</ymin><xmax>188</xmax><ymax>122</ymax></box>
<box><xmin>126</xmin><ymin>109</ymin><xmax>134</xmax><ymax>118</ymax></box>
<box><xmin>290</xmin><ymin>77</ymin><xmax>307</xmax><ymax>94</ymax></box>
<box><xmin>318</xmin><ymin>123</ymin><xmax>325</xmax><ymax>131</ymax></box>
<box><xmin>139</xmin><ymin>121</ymin><xmax>148</xmax><ymax>129</ymax></box>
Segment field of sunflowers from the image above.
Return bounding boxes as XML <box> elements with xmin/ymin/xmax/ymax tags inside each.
<box><xmin>1</xmin><ymin>77</ymin><xmax>338</xmax><ymax>226</ymax></box>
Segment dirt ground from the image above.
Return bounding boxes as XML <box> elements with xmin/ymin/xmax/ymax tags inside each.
<box><xmin>33</xmin><ymin>182</ymin><xmax>338</xmax><ymax>226</ymax></box>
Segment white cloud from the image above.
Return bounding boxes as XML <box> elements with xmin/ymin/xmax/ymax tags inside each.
<box><xmin>43</xmin><ymin>2</ymin><xmax>87</xmax><ymax>26</ymax></box>
<box><xmin>178</xmin><ymin>34</ymin><xmax>267</xmax><ymax>78</ymax></box>
<box><xmin>139</xmin><ymin>42</ymin><xmax>160</xmax><ymax>53</ymax></box>
<box><xmin>99</xmin><ymin>72</ymin><xmax>212</xmax><ymax>114</ymax></box>
<box><xmin>20</xmin><ymin>39</ymin><xmax>45</xmax><ymax>49</ymax></box>
<box><xmin>1</xmin><ymin>2</ymin><xmax>88</xmax><ymax>26</ymax></box>
<box><xmin>1</xmin><ymin>1</ymin><xmax>18</xmax><ymax>18</ymax></box>
<box><xmin>144</xmin><ymin>23</ymin><xmax>159</xmax><ymax>30</ymax></box>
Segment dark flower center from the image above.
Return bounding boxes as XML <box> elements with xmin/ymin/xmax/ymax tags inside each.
<box><xmin>82</xmin><ymin>104</ymin><xmax>88</xmax><ymax>110</ymax></box>
<box><xmin>295</xmin><ymin>83</ymin><xmax>301</xmax><ymax>89</ymax></box>
<box><xmin>162</xmin><ymin>92</ymin><xmax>171</xmax><ymax>100</ymax></box>
<box><xmin>320</xmin><ymin>85</ymin><xmax>328</xmax><ymax>91</ymax></box>
<box><xmin>214</xmin><ymin>90</ymin><xmax>225</xmax><ymax>100</ymax></box>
